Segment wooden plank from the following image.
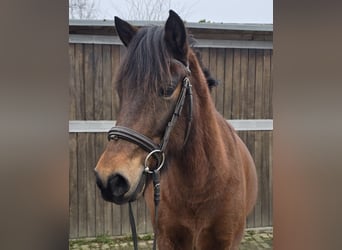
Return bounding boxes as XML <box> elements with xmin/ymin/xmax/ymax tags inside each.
<box><xmin>94</xmin><ymin>44</ymin><xmax>103</xmax><ymax>120</ymax></box>
<box><xmin>193</xmin><ymin>39</ymin><xmax>273</xmax><ymax>49</ymax></box>
<box><xmin>255</xmin><ymin>50</ymin><xmax>264</xmax><ymax>119</ymax></box>
<box><xmin>137</xmin><ymin>197</ymin><xmax>147</xmax><ymax>233</ymax></box>
<box><xmin>84</xmin><ymin>44</ymin><xmax>94</xmax><ymax>120</ymax></box>
<box><xmin>270</xmin><ymin>51</ymin><xmax>273</xmax><ymax>118</ymax></box>
<box><xmin>199</xmin><ymin>48</ymin><xmax>209</xmax><ymax>68</ymax></box>
<box><xmin>112</xmin><ymin>204</ymin><xmax>122</xmax><ymax>236</ymax></box>
<box><xmin>238</xmin><ymin>131</ymin><xmax>247</xmax><ymax>149</ymax></box>
<box><xmin>268</xmin><ymin>131</ymin><xmax>273</xmax><ymax>226</ymax></box>
<box><xmin>263</xmin><ymin>50</ymin><xmax>272</xmax><ymax>118</ymax></box>
<box><xmin>77</xmin><ymin>133</ymin><xmax>87</xmax><ymax>237</ymax></box>
<box><xmin>103</xmin><ymin>200</ymin><xmax>113</xmax><ymax>236</ymax></box>
<box><xmin>267</xmin><ymin>131</ymin><xmax>272</xmax><ymax>227</ymax></box>
<box><xmin>253</xmin><ymin>131</ymin><xmax>263</xmax><ymax>227</ymax></box>
<box><xmin>69</xmin><ymin>133</ymin><xmax>78</xmax><ymax>238</ymax></box>
<box><xmin>121</xmin><ymin>203</ymin><xmax>130</xmax><ymax>235</ymax></box>
<box><xmin>102</xmin><ymin>45</ymin><xmax>112</xmax><ymax>120</ymax></box>
<box><xmin>240</xmin><ymin>49</ymin><xmax>248</xmax><ymax>119</ymax></box>
<box><xmin>260</xmin><ymin>132</ymin><xmax>269</xmax><ymax>226</ymax></box>
<box><xmin>132</xmin><ymin>201</ymin><xmax>138</xmax><ymax>234</ymax></box>
<box><xmin>111</xmin><ymin>45</ymin><xmax>121</xmax><ymax>120</ymax></box>
<box><xmin>197</xmin><ymin>47</ymin><xmax>214</xmax><ymax>108</ymax></box>
<box><xmin>247</xmin><ymin>50</ymin><xmax>256</xmax><ymax>119</ymax></box>
<box><xmin>246</xmin><ymin>130</ymin><xmax>256</xmax><ymax>228</ymax></box>
<box><xmin>86</xmin><ymin>133</ymin><xmax>96</xmax><ymax>236</ymax></box>
<box><xmin>145</xmin><ymin>201</ymin><xmax>153</xmax><ymax>233</ymax></box>
<box><xmin>93</xmin><ymin>46</ymin><xmax>106</xmax><ymax>237</ymax></box>
<box><xmin>119</xmin><ymin>45</ymin><xmax>127</xmax><ymax>61</ymax></box>
<box><xmin>198</xmin><ymin>47</ymin><xmax>211</xmax><ymax>106</ymax></box>
<box><xmin>69</xmin><ymin>44</ymin><xmax>76</xmax><ymax>120</ymax></box>
<box><xmin>223</xmin><ymin>48</ymin><xmax>233</xmax><ymax>119</ymax></box>
<box><xmin>69</xmin><ymin>120</ymin><xmax>273</xmax><ymax>133</ymax></box>
<box><xmin>266</xmin><ymin>131</ymin><xmax>272</xmax><ymax>226</ymax></box>
<box><xmin>75</xmin><ymin>44</ymin><xmax>85</xmax><ymax>120</ymax></box>
<box><xmin>232</xmin><ymin>49</ymin><xmax>241</xmax><ymax>119</ymax></box>
<box><xmin>215</xmin><ymin>48</ymin><xmax>225</xmax><ymax>115</ymax></box>
<box><xmin>209</xmin><ymin>48</ymin><xmax>217</xmax><ymax>103</ymax></box>
<box><xmin>94</xmin><ymin>133</ymin><xmax>104</xmax><ymax>236</ymax></box>
<box><xmin>69</xmin><ymin>34</ymin><xmax>273</xmax><ymax>49</ymax></box>
<box><xmin>246</xmin><ymin>208</ymin><xmax>256</xmax><ymax>228</ymax></box>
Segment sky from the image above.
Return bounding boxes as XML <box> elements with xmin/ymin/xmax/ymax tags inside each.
<box><xmin>95</xmin><ymin>0</ymin><xmax>273</xmax><ymax>24</ymax></box>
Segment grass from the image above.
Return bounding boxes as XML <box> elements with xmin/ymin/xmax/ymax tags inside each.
<box><xmin>69</xmin><ymin>229</ymin><xmax>273</xmax><ymax>249</ymax></box>
<box><xmin>69</xmin><ymin>233</ymin><xmax>154</xmax><ymax>249</ymax></box>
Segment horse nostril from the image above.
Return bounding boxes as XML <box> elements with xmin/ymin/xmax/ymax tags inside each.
<box><xmin>108</xmin><ymin>174</ymin><xmax>130</xmax><ymax>197</ymax></box>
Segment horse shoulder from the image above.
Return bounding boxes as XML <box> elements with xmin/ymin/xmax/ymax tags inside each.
<box><xmin>234</xmin><ymin>132</ymin><xmax>258</xmax><ymax>215</ymax></box>
<box><xmin>216</xmin><ymin>114</ymin><xmax>257</xmax><ymax>215</ymax></box>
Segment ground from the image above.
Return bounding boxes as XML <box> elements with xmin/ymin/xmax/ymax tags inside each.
<box><xmin>69</xmin><ymin>228</ymin><xmax>273</xmax><ymax>249</ymax></box>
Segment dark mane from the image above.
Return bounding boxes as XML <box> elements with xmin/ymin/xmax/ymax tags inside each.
<box><xmin>117</xmin><ymin>26</ymin><xmax>172</xmax><ymax>96</ymax></box>
<box><xmin>117</xmin><ymin>25</ymin><xmax>218</xmax><ymax>94</ymax></box>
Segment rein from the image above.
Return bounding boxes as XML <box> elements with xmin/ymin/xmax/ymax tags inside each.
<box><xmin>107</xmin><ymin>63</ymin><xmax>192</xmax><ymax>250</ymax></box>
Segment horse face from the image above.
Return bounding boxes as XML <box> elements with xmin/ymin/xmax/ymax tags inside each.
<box><xmin>95</xmin><ymin>10</ymin><xmax>188</xmax><ymax>204</ymax></box>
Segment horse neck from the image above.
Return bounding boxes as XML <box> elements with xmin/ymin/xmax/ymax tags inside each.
<box><xmin>185</xmin><ymin>52</ymin><xmax>223</xmax><ymax>159</ymax></box>
<box><xmin>165</xmin><ymin>57</ymin><xmax>227</xmax><ymax>191</ymax></box>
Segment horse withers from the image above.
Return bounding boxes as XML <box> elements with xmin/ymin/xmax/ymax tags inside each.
<box><xmin>94</xmin><ymin>10</ymin><xmax>257</xmax><ymax>250</ymax></box>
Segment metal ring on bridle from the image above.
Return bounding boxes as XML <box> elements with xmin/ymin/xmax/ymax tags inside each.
<box><xmin>144</xmin><ymin>149</ymin><xmax>165</xmax><ymax>174</ymax></box>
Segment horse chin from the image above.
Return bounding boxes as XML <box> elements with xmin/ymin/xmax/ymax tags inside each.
<box><xmin>127</xmin><ymin>172</ymin><xmax>146</xmax><ymax>201</ymax></box>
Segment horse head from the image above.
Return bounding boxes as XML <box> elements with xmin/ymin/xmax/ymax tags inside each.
<box><xmin>94</xmin><ymin>10</ymin><xmax>193</xmax><ymax>204</ymax></box>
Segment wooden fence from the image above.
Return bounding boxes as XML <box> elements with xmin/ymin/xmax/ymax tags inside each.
<box><xmin>69</xmin><ymin>21</ymin><xmax>273</xmax><ymax>238</ymax></box>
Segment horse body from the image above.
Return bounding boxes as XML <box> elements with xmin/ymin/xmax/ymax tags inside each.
<box><xmin>95</xmin><ymin>10</ymin><xmax>257</xmax><ymax>250</ymax></box>
<box><xmin>144</xmin><ymin>52</ymin><xmax>257</xmax><ymax>249</ymax></box>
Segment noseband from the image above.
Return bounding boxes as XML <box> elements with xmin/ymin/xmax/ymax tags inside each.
<box><xmin>107</xmin><ymin>61</ymin><xmax>192</xmax><ymax>250</ymax></box>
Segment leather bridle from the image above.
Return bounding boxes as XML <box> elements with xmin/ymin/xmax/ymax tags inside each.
<box><xmin>107</xmin><ymin>60</ymin><xmax>192</xmax><ymax>250</ymax></box>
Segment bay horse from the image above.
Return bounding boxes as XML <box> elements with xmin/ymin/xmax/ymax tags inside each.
<box><xmin>94</xmin><ymin>10</ymin><xmax>257</xmax><ymax>250</ymax></box>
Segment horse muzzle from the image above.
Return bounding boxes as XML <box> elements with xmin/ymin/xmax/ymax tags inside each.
<box><xmin>95</xmin><ymin>171</ymin><xmax>146</xmax><ymax>205</ymax></box>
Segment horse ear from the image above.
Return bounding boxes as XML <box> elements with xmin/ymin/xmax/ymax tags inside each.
<box><xmin>164</xmin><ymin>10</ymin><xmax>188</xmax><ymax>61</ymax></box>
<box><xmin>114</xmin><ymin>16</ymin><xmax>138</xmax><ymax>47</ymax></box>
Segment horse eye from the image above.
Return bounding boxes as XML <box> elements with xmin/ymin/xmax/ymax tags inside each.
<box><xmin>159</xmin><ymin>86</ymin><xmax>175</xmax><ymax>97</ymax></box>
